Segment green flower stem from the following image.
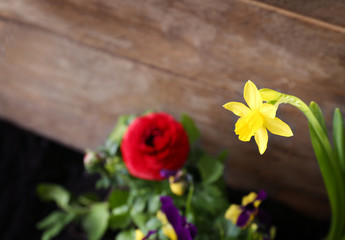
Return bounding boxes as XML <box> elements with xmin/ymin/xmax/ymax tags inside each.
<box><xmin>278</xmin><ymin>94</ymin><xmax>345</xmax><ymax>239</ymax></box>
<box><xmin>185</xmin><ymin>181</ymin><xmax>194</xmax><ymax>222</ymax></box>
<box><xmin>217</xmin><ymin>221</ymin><xmax>225</xmax><ymax>240</ymax></box>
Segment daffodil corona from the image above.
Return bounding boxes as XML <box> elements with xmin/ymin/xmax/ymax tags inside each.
<box><xmin>223</xmin><ymin>80</ymin><xmax>293</xmax><ymax>154</ymax></box>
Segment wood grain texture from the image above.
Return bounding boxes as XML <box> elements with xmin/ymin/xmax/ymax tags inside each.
<box><xmin>0</xmin><ymin>0</ymin><xmax>344</xmax><ymax>218</ymax></box>
<box><xmin>254</xmin><ymin>0</ymin><xmax>345</xmax><ymax>28</ymax></box>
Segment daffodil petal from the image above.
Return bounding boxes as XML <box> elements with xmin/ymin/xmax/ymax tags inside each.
<box><xmin>254</xmin><ymin>127</ymin><xmax>268</xmax><ymax>155</ymax></box>
<box><xmin>265</xmin><ymin>117</ymin><xmax>293</xmax><ymax>137</ymax></box>
<box><xmin>260</xmin><ymin>103</ymin><xmax>276</xmax><ymax>119</ymax></box>
<box><xmin>244</xmin><ymin>80</ymin><xmax>262</xmax><ymax>110</ymax></box>
<box><xmin>223</xmin><ymin>102</ymin><xmax>250</xmax><ymax>117</ymax></box>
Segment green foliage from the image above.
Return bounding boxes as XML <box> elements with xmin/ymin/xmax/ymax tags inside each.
<box><xmin>37</xmin><ymin>211</ymin><xmax>76</xmax><ymax>240</ymax></box>
<box><xmin>108</xmin><ymin>189</ymin><xmax>129</xmax><ymax>209</ymax></box>
<box><xmin>37</xmin><ymin>113</ymin><xmax>270</xmax><ymax>240</ymax></box>
<box><xmin>218</xmin><ymin>218</ymin><xmax>242</xmax><ymax>240</ymax></box>
<box><xmin>309</xmin><ymin>102</ymin><xmax>328</xmax><ymax>136</ymax></box>
<box><xmin>333</xmin><ymin>108</ymin><xmax>345</xmax><ymax>171</ymax></box>
<box><xmin>82</xmin><ymin>203</ymin><xmax>110</xmax><ymax>240</ymax></box>
<box><xmin>106</xmin><ymin>114</ymin><xmax>135</xmax><ymax>156</ymax></box>
<box><xmin>78</xmin><ymin>192</ymin><xmax>100</xmax><ymax>205</ymax></box>
<box><xmin>109</xmin><ymin>211</ymin><xmax>130</xmax><ymax>229</ymax></box>
<box><xmin>115</xmin><ymin>229</ymin><xmax>136</xmax><ymax>240</ymax></box>
<box><xmin>37</xmin><ymin>184</ymin><xmax>71</xmax><ymax>210</ymax></box>
<box><xmin>181</xmin><ymin>114</ymin><xmax>201</xmax><ymax>145</ymax></box>
<box><xmin>198</xmin><ymin>154</ymin><xmax>224</xmax><ymax>185</ymax></box>
<box><xmin>307</xmin><ymin>102</ymin><xmax>345</xmax><ymax>239</ymax></box>
<box><xmin>37</xmin><ymin>183</ymin><xmax>111</xmax><ymax>240</ymax></box>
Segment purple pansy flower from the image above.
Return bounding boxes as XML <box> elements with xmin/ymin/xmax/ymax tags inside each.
<box><xmin>225</xmin><ymin>190</ymin><xmax>267</xmax><ymax>228</ymax></box>
<box><xmin>160</xmin><ymin>169</ymin><xmax>178</xmax><ymax>178</ymax></box>
<box><xmin>237</xmin><ymin>190</ymin><xmax>267</xmax><ymax>227</ymax></box>
<box><xmin>160</xmin><ymin>196</ymin><xmax>197</xmax><ymax>240</ymax></box>
<box><xmin>142</xmin><ymin>230</ymin><xmax>158</xmax><ymax>240</ymax></box>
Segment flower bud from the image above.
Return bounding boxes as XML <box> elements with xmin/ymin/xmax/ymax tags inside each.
<box><xmin>83</xmin><ymin>150</ymin><xmax>103</xmax><ymax>172</ymax></box>
<box><xmin>169</xmin><ymin>176</ymin><xmax>188</xmax><ymax>196</ymax></box>
<box><xmin>166</xmin><ymin>171</ymin><xmax>189</xmax><ymax>196</ymax></box>
<box><xmin>259</xmin><ymin>88</ymin><xmax>282</xmax><ymax>102</ymax></box>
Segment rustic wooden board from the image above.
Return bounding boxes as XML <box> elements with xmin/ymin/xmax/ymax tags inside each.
<box><xmin>1</xmin><ymin>0</ymin><xmax>344</xmax><ymax>218</ymax></box>
<box><xmin>254</xmin><ymin>0</ymin><xmax>345</xmax><ymax>28</ymax></box>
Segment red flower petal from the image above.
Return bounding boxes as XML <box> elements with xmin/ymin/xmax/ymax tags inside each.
<box><xmin>121</xmin><ymin>113</ymin><xmax>190</xmax><ymax>180</ymax></box>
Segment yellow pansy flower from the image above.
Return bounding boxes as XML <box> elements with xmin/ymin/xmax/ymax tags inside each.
<box><xmin>225</xmin><ymin>190</ymin><xmax>267</xmax><ymax>228</ymax></box>
<box><xmin>135</xmin><ymin>229</ymin><xmax>145</xmax><ymax>240</ymax></box>
<box><xmin>156</xmin><ymin>211</ymin><xmax>178</xmax><ymax>240</ymax></box>
<box><xmin>223</xmin><ymin>80</ymin><xmax>293</xmax><ymax>154</ymax></box>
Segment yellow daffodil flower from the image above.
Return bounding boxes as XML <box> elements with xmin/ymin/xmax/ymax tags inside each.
<box><xmin>223</xmin><ymin>80</ymin><xmax>293</xmax><ymax>154</ymax></box>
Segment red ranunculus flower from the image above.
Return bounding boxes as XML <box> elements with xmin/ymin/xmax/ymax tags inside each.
<box><xmin>121</xmin><ymin>112</ymin><xmax>190</xmax><ymax>180</ymax></box>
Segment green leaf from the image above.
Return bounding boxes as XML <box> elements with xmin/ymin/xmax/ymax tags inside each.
<box><xmin>106</xmin><ymin>115</ymin><xmax>136</xmax><ymax>155</ymax></box>
<box><xmin>37</xmin><ymin>211</ymin><xmax>66</xmax><ymax>230</ymax></box>
<box><xmin>38</xmin><ymin>212</ymin><xmax>75</xmax><ymax>240</ymax></box>
<box><xmin>146</xmin><ymin>217</ymin><xmax>161</xmax><ymax>230</ymax></box>
<box><xmin>147</xmin><ymin>195</ymin><xmax>160</xmax><ymax>213</ymax></box>
<box><xmin>309</xmin><ymin>102</ymin><xmax>328</xmax><ymax>136</ymax></box>
<box><xmin>108</xmin><ymin>189</ymin><xmax>130</xmax><ymax>230</ymax></box>
<box><xmin>108</xmin><ymin>189</ymin><xmax>129</xmax><ymax>209</ymax></box>
<box><xmin>309</xmin><ymin>122</ymin><xmax>340</xmax><ymax>239</ymax></box>
<box><xmin>131</xmin><ymin>197</ymin><xmax>147</xmax><ymax>214</ymax></box>
<box><xmin>115</xmin><ymin>229</ymin><xmax>136</xmax><ymax>240</ymax></box>
<box><xmin>333</xmin><ymin>108</ymin><xmax>345</xmax><ymax>170</ymax></box>
<box><xmin>192</xmin><ymin>185</ymin><xmax>227</xmax><ymax>217</ymax></box>
<box><xmin>108</xmin><ymin>212</ymin><xmax>130</xmax><ymax>229</ymax></box>
<box><xmin>198</xmin><ymin>154</ymin><xmax>224</xmax><ymax>184</ymax></box>
<box><xmin>37</xmin><ymin>184</ymin><xmax>70</xmax><ymax>209</ymax></box>
<box><xmin>223</xmin><ymin>219</ymin><xmax>241</xmax><ymax>238</ymax></box>
<box><xmin>82</xmin><ymin>202</ymin><xmax>110</xmax><ymax>240</ymax></box>
<box><xmin>96</xmin><ymin>177</ymin><xmax>111</xmax><ymax>189</ymax></box>
<box><xmin>217</xmin><ymin>150</ymin><xmax>229</xmax><ymax>163</ymax></box>
<box><xmin>180</xmin><ymin>114</ymin><xmax>200</xmax><ymax>145</ymax></box>
<box><xmin>131</xmin><ymin>213</ymin><xmax>149</xmax><ymax>231</ymax></box>
<box><xmin>78</xmin><ymin>193</ymin><xmax>100</xmax><ymax>206</ymax></box>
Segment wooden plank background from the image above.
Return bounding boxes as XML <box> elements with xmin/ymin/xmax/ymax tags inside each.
<box><xmin>1</xmin><ymin>0</ymin><xmax>345</xmax><ymax>218</ymax></box>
